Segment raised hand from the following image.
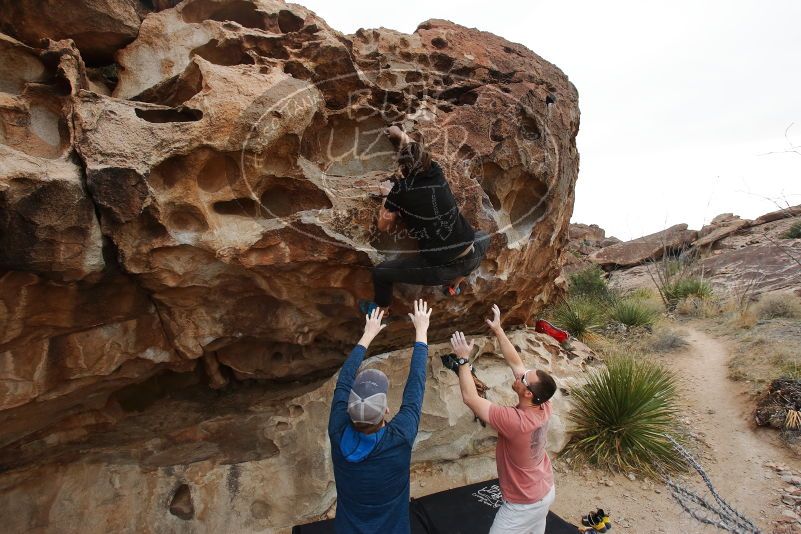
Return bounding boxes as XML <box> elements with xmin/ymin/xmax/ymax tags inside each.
<box><xmin>378</xmin><ymin>179</ymin><xmax>393</xmax><ymax>196</ymax></box>
<box><xmin>450</xmin><ymin>331</ymin><xmax>475</xmax><ymax>360</ymax></box>
<box><xmin>359</xmin><ymin>307</ymin><xmax>387</xmax><ymax>348</ymax></box>
<box><xmin>407</xmin><ymin>299</ymin><xmax>432</xmax><ymax>344</ymax></box>
<box><xmin>485</xmin><ymin>304</ymin><xmax>502</xmax><ymax>333</ymax></box>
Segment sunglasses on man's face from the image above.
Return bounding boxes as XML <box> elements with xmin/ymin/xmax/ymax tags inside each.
<box><xmin>520</xmin><ymin>371</ymin><xmax>544</xmax><ymax>406</ymax></box>
<box><xmin>520</xmin><ymin>370</ymin><xmax>533</xmax><ymax>387</ymax></box>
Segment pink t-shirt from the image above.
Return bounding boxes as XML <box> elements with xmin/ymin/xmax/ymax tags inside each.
<box><xmin>488</xmin><ymin>401</ymin><xmax>554</xmax><ymax>504</ymax></box>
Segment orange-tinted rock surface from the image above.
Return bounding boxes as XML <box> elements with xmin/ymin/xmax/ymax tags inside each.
<box><xmin>0</xmin><ymin>1</ymin><xmax>582</xmax><ymax>529</ymax></box>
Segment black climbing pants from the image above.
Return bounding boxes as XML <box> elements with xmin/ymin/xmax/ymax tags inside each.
<box><xmin>373</xmin><ymin>232</ymin><xmax>489</xmax><ymax>307</ymax></box>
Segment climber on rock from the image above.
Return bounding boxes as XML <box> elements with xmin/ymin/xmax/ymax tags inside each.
<box><xmin>359</xmin><ymin>125</ymin><xmax>488</xmax><ymax>315</ymax></box>
<box><xmin>328</xmin><ymin>299</ymin><xmax>432</xmax><ymax>534</ymax></box>
<box><xmin>449</xmin><ymin>304</ymin><xmax>558</xmax><ymax>534</ymax></box>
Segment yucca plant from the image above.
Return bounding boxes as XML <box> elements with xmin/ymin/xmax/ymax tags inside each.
<box><xmin>663</xmin><ymin>277</ymin><xmax>712</xmax><ymax>305</ymax></box>
<box><xmin>549</xmin><ymin>296</ymin><xmax>605</xmax><ymax>341</ymax></box>
<box><xmin>609</xmin><ymin>298</ymin><xmax>659</xmax><ymax>328</ymax></box>
<box><xmin>565</xmin><ymin>356</ymin><xmax>685</xmax><ymax>475</ymax></box>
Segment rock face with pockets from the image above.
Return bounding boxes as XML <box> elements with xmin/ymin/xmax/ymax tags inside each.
<box><xmin>0</xmin><ymin>1</ymin><xmax>582</xmax><ymax>530</ymax></box>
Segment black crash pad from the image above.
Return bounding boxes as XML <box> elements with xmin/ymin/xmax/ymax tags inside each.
<box><xmin>292</xmin><ymin>479</ymin><xmax>580</xmax><ymax>534</ymax></box>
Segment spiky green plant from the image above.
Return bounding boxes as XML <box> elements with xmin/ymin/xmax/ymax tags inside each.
<box><xmin>568</xmin><ymin>266</ymin><xmax>611</xmax><ymax>300</ymax></box>
<box><xmin>549</xmin><ymin>296</ymin><xmax>605</xmax><ymax>341</ymax></box>
<box><xmin>565</xmin><ymin>356</ymin><xmax>685</xmax><ymax>475</ymax></box>
<box><xmin>663</xmin><ymin>277</ymin><xmax>712</xmax><ymax>304</ymax></box>
<box><xmin>609</xmin><ymin>298</ymin><xmax>659</xmax><ymax>327</ymax></box>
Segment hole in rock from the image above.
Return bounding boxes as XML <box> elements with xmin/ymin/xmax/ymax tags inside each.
<box><xmin>247</xmin><ymin>36</ymin><xmax>290</xmax><ymax>60</ymax></box>
<box><xmin>132</xmin><ymin>62</ymin><xmax>203</xmax><ymax>107</ymax></box>
<box><xmin>86</xmin><ymin>63</ymin><xmax>120</xmax><ymax>94</ymax></box>
<box><xmin>436</xmin><ymin>85</ymin><xmax>479</xmax><ymax>106</ymax></box>
<box><xmin>277</xmin><ymin>9</ymin><xmax>304</xmax><ymax>33</ymax></box>
<box><xmin>151</xmin><ymin>148</ymin><xmax>240</xmax><ymax>192</ymax></box>
<box><xmin>508</xmin><ymin>175</ymin><xmax>548</xmax><ymax>236</ymax></box>
<box><xmin>284</xmin><ymin>60</ymin><xmax>313</xmax><ymax>80</ymax></box>
<box><xmin>520</xmin><ymin>113</ymin><xmax>542</xmax><ymax>141</ymax></box>
<box><xmin>169</xmin><ymin>484</ymin><xmax>195</xmax><ymax>520</ymax></box>
<box><xmin>480</xmin><ymin>162</ymin><xmax>548</xmax><ymax>236</ymax></box>
<box><xmin>198</xmin><ymin>152</ymin><xmax>240</xmax><ymax>192</ymax></box>
<box><xmin>271</xmin><ymin>351</ymin><xmax>284</xmax><ymax>362</ymax></box>
<box><xmin>167</xmin><ymin>204</ymin><xmax>209</xmax><ymax>233</ymax></box>
<box><xmin>259</xmin><ymin>180</ymin><xmax>332</xmax><ymax>217</ymax></box>
<box><xmin>212</xmin><ymin>197</ymin><xmax>263</xmax><ymax>217</ymax></box>
<box><xmin>405</xmin><ymin>71</ymin><xmax>423</xmax><ymax>83</ymax></box>
<box><xmin>181</xmin><ymin>0</ymin><xmax>272</xmax><ymax>31</ymax></box>
<box><xmin>431</xmin><ymin>37</ymin><xmax>448</xmax><ymax>49</ymax></box>
<box><xmin>275</xmin><ymin>421</ymin><xmax>290</xmax><ymax>431</ymax></box>
<box><xmin>135</xmin><ymin>107</ymin><xmax>203</xmax><ymax>123</ymax></box>
<box><xmin>191</xmin><ymin>39</ymin><xmax>255</xmax><ymax>66</ymax></box>
<box><xmin>430</xmin><ymin>53</ymin><xmax>454</xmax><ymax>71</ymax></box>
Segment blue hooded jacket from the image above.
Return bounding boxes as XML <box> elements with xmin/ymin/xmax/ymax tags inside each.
<box><xmin>327</xmin><ymin>342</ymin><xmax>428</xmax><ymax>534</ymax></box>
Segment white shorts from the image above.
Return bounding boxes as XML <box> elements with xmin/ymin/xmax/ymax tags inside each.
<box><xmin>488</xmin><ymin>485</ymin><xmax>556</xmax><ymax>534</ymax></box>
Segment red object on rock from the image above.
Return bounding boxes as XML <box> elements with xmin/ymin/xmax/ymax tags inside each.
<box><xmin>534</xmin><ymin>319</ymin><xmax>570</xmax><ymax>343</ymax></box>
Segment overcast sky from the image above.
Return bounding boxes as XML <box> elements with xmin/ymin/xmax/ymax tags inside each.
<box><xmin>300</xmin><ymin>0</ymin><xmax>800</xmax><ymax>240</ymax></box>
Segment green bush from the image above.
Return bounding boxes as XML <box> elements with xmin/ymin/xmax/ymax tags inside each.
<box><xmin>566</xmin><ymin>356</ymin><xmax>685</xmax><ymax>475</ymax></box>
<box><xmin>568</xmin><ymin>266</ymin><xmax>610</xmax><ymax>299</ymax></box>
<box><xmin>663</xmin><ymin>277</ymin><xmax>712</xmax><ymax>304</ymax></box>
<box><xmin>609</xmin><ymin>298</ymin><xmax>659</xmax><ymax>328</ymax></box>
<box><xmin>549</xmin><ymin>296</ymin><xmax>605</xmax><ymax>341</ymax></box>
<box><xmin>784</xmin><ymin>221</ymin><xmax>801</xmax><ymax>239</ymax></box>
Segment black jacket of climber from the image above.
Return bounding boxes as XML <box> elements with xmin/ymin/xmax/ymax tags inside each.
<box><xmin>384</xmin><ymin>161</ymin><xmax>476</xmax><ymax>264</ymax></box>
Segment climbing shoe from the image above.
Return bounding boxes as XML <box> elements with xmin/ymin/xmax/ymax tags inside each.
<box><xmin>442</xmin><ymin>284</ymin><xmax>462</xmax><ymax>296</ymax></box>
<box><xmin>596</xmin><ymin>509</ymin><xmax>611</xmax><ymax>530</ymax></box>
<box><xmin>581</xmin><ymin>512</ymin><xmax>607</xmax><ymax>532</ymax></box>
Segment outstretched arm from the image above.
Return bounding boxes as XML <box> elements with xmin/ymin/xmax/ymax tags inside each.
<box><xmin>451</xmin><ymin>331</ymin><xmax>492</xmax><ymax>424</ymax></box>
<box><xmin>328</xmin><ymin>309</ymin><xmax>387</xmax><ymax>437</ymax></box>
<box><xmin>391</xmin><ymin>299</ymin><xmax>432</xmax><ymax>444</ymax></box>
<box><xmin>486</xmin><ymin>304</ymin><xmax>526</xmax><ymax>379</ymax></box>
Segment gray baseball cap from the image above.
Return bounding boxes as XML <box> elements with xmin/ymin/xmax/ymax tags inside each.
<box><xmin>348</xmin><ymin>369</ymin><xmax>389</xmax><ymax>425</ymax></box>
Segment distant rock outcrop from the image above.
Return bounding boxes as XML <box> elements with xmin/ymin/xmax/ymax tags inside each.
<box><xmin>588</xmin><ymin>224</ymin><xmax>698</xmax><ymax>268</ymax></box>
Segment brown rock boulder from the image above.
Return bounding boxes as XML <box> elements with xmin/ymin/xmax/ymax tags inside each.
<box><xmin>68</xmin><ymin>2</ymin><xmax>579</xmax><ymax>365</ymax></box>
<box><xmin>589</xmin><ymin>224</ymin><xmax>698</xmax><ymax>268</ymax></box>
<box><xmin>0</xmin><ymin>0</ymin><xmax>147</xmax><ymax>65</ymax></box>
<box><xmin>693</xmin><ymin>216</ymin><xmax>751</xmax><ymax>249</ymax></box>
<box><xmin>754</xmin><ymin>204</ymin><xmax>801</xmax><ymax>225</ymax></box>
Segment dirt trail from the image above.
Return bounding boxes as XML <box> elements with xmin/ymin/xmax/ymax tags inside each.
<box><xmin>551</xmin><ymin>325</ymin><xmax>801</xmax><ymax>533</ymax></box>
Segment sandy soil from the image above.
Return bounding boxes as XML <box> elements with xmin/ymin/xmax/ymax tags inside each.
<box><xmin>550</xmin><ymin>325</ymin><xmax>801</xmax><ymax>533</ymax></box>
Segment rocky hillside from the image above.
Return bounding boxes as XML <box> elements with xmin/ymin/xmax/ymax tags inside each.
<box><xmin>0</xmin><ymin>0</ymin><xmax>583</xmax><ymax>531</ymax></box>
<box><xmin>567</xmin><ymin>206</ymin><xmax>801</xmax><ymax>296</ymax></box>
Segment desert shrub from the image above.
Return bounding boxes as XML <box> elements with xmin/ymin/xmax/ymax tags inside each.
<box><xmin>756</xmin><ymin>293</ymin><xmax>801</xmax><ymax>320</ymax></box>
<box><xmin>676</xmin><ymin>295</ymin><xmax>722</xmax><ymax>318</ymax></box>
<box><xmin>784</xmin><ymin>221</ymin><xmax>801</xmax><ymax>239</ymax></box>
<box><xmin>549</xmin><ymin>296</ymin><xmax>605</xmax><ymax>341</ymax></box>
<box><xmin>628</xmin><ymin>287</ymin><xmax>656</xmax><ymax>301</ymax></box>
<box><xmin>565</xmin><ymin>356</ymin><xmax>685</xmax><ymax>474</ymax></box>
<box><xmin>650</xmin><ymin>328</ymin><xmax>689</xmax><ymax>352</ymax></box>
<box><xmin>609</xmin><ymin>298</ymin><xmax>659</xmax><ymax>328</ymax></box>
<box><xmin>663</xmin><ymin>277</ymin><xmax>712</xmax><ymax>304</ymax></box>
<box><xmin>568</xmin><ymin>266</ymin><xmax>611</xmax><ymax>300</ymax></box>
